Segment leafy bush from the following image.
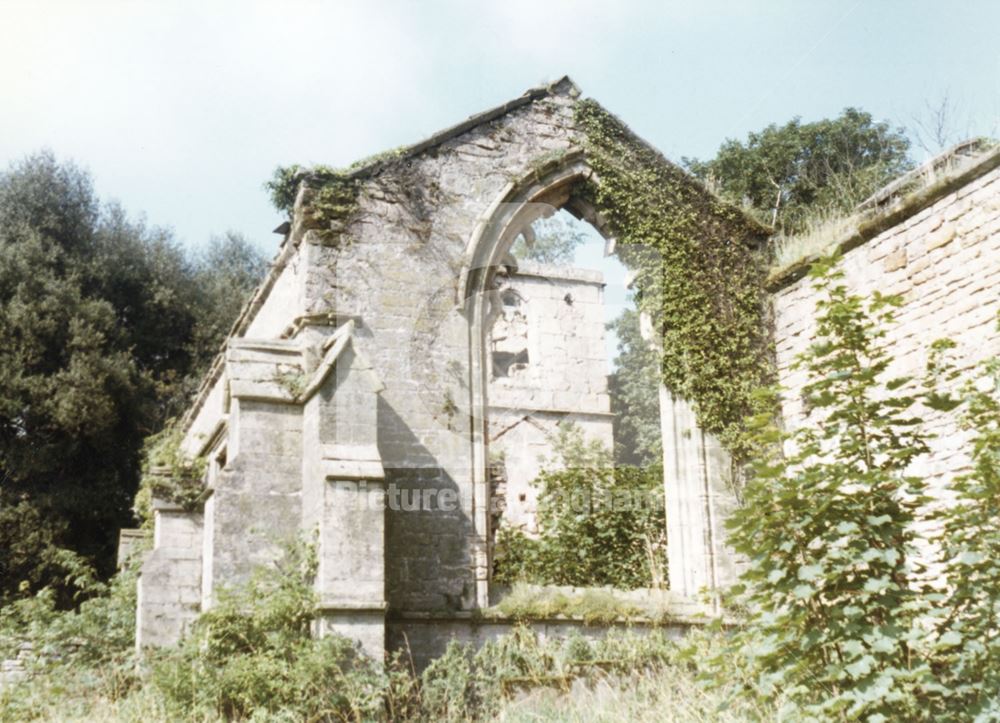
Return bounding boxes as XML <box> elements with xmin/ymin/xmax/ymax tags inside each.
<box><xmin>493</xmin><ymin>424</ymin><xmax>666</xmax><ymax>589</ymax></box>
<box><xmin>925</xmin><ymin>346</ymin><xmax>1000</xmax><ymax>717</ymax></box>
<box><xmin>0</xmin><ymin>547</ymin><xmax>144</xmax><ymax>720</ymax></box>
<box><xmin>713</xmin><ymin>257</ymin><xmax>1000</xmax><ymax>720</ymax></box>
<box><xmin>0</xmin><ymin>531</ymin><xmax>742</xmax><ymax>722</ymax></box>
<box><xmin>716</xmin><ymin>258</ymin><xmax>934</xmax><ymax>719</ymax></box>
<box><xmin>148</xmin><ymin>539</ymin><xmax>385</xmax><ymax>721</ymax></box>
<box><xmin>132</xmin><ymin>419</ymin><xmax>207</xmax><ymax>524</ymax></box>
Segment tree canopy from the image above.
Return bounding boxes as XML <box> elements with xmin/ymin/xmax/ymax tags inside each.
<box><xmin>0</xmin><ymin>152</ymin><xmax>266</xmax><ymax>604</ymax></box>
<box><xmin>509</xmin><ymin>213</ymin><xmax>588</xmax><ymax>265</ymax></box>
<box><xmin>685</xmin><ymin>108</ymin><xmax>913</xmax><ymax>234</ymax></box>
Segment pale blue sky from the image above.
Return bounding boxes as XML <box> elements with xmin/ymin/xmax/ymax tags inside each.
<box><xmin>2</xmin><ymin>0</ymin><xmax>999</xmax><ymax>261</ymax></box>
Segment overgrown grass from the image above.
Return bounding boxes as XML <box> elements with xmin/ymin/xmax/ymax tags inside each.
<box><xmin>769</xmin><ymin>138</ymin><xmax>1000</xmax><ymax>274</ymax></box>
<box><xmin>485</xmin><ymin>583</ymin><xmax>709</xmax><ymax>625</ymax></box>
<box><xmin>770</xmin><ymin>208</ymin><xmax>859</xmax><ymax>270</ymax></box>
<box><xmin>496</xmin><ymin>636</ymin><xmax>777</xmax><ymax>723</ymax></box>
<box><xmin>0</xmin><ymin>558</ymin><xmax>143</xmax><ymax>721</ymax></box>
<box><xmin>487</xmin><ymin>584</ymin><xmax>642</xmax><ymax>623</ymax></box>
<box><xmin>0</xmin><ymin>540</ymin><xmax>763</xmax><ymax>722</ymax></box>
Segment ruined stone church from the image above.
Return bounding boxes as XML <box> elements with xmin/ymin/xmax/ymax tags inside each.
<box><xmin>135</xmin><ymin>77</ymin><xmax>1000</xmax><ymax>660</ymax></box>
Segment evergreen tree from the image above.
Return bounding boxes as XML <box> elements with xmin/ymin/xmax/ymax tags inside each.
<box><xmin>0</xmin><ymin>152</ymin><xmax>265</xmax><ymax>603</ymax></box>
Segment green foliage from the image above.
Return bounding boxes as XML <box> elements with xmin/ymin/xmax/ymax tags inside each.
<box><xmin>486</xmin><ymin>584</ymin><xmax>643</xmax><ymax>624</ymax></box>
<box><xmin>148</xmin><ymin>538</ymin><xmax>386</xmax><ymax>721</ymax></box>
<box><xmin>0</xmin><ymin>153</ymin><xmax>162</xmax><ymax>600</ymax></box>
<box><xmin>0</xmin><ymin>152</ymin><xmax>265</xmax><ymax>600</ymax></box>
<box><xmin>925</xmin><ymin>345</ymin><xmax>1000</xmax><ymax>718</ymax></box>
<box><xmin>494</xmin><ymin>626</ymin><xmax>777</xmax><ymax>722</ymax></box>
<box><xmin>265</xmin><ymin>163</ymin><xmax>361</xmax><ymax>235</ymax></box>
<box><xmin>0</xmin><ymin>549</ymin><xmax>145</xmax><ymax>720</ymax></box>
<box><xmin>0</xmin><ymin>542</ymin><xmax>760</xmax><ymax>723</ymax></box>
<box><xmin>133</xmin><ymin>420</ymin><xmax>207</xmax><ymax>523</ymax></box>
<box><xmin>264</xmin><ymin>163</ymin><xmax>304</xmax><ymax>214</ymax></box>
<box><xmin>186</xmin><ymin>231</ymin><xmax>269</xmax><ymax>375</ymax></box>
<box><xmin>575</xmin><ymin>101</ymin><xmax>773</xmax><ymax>463</ymax></box>
<box><xmin>418</xmin><ymin>626</ymin><xmax>684</xmax><ymax>722</ymax></box>
<box><xmin>685</xmin><ymin>107</ymin><xmax>913</xmax><ymax>234</ymax></box>
<box><xmin>494</xmin><ymin>424</ymin><xmax>666</xmax><ymax>589</ymax></box>
<box><xmin>716</xmin><ymin>258</ymin><xmax>934</xmax><ymax>719</ymax></box>
<box><xmin>0</xmin><ymin>496</ymin><xmax>94</xmax><ymax>608</ymax></box>
<box><xmin>509</xmin><ymin>212</ymin><xmax>587</xmax><ymax>264</ymax></box>
<box><xmin>607</xmin><ymin>307</ymin><xmax>663</xmax><ymax>467</ymax></box>
<box><xmin>303</xmin><ymin>175</ymin><xmax>361</xmax><ymax>232</ymax></box>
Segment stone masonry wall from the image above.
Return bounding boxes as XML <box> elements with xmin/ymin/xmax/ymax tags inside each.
<box><xmin>136</xmin><ymin>504</ymin><xmax>203</xmax><ymax>648</ymax></box>
<box><xmin>304</xmin><ymin>87</ymin><xmax>585</xmax><ymax>612</ymax></box>
<box><xmin>487</xmin><ymin>263</ymin><xmax>614</xmax><ymax>532</ymax></box>
<box><xmin>144</xmin><ymin>78</ymin><xmax>755</xmax><ymax>656</ymax></box>
<box><xmin>772</xmin><ymin>162</ymin><xmax>1000</xmax><ymax>505</ymax></box>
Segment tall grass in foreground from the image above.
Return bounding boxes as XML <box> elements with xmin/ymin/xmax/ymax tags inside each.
<box><xmin>0</xmin><ymin>534</ymin><xmax>776</xmax><ymax>722</ymax></box>
<box><xmin>497</xmin><ymin>664</ymin><xmax>772</xmax><ymax>722</ymax></box>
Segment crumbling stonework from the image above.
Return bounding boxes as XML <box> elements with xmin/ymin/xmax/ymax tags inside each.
<box><xmin>135</xmin><ymin>77</ymin><xmax>747</xmax><ymax>657</ymax></box>
<box><xmin>135</xmin><ymin>76</ymin><xmax>999</xmax><ymax>662</ymax></box>
<box><xmin>487</xmin><ymin>262</ymin><xmax>613</xmax><ymax>533</ymax></box>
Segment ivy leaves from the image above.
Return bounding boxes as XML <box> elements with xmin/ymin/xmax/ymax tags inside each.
<box><xmin>574</xmin><ymin>100</ymin><xmax>773</xmax><ymax>466</ymax></box>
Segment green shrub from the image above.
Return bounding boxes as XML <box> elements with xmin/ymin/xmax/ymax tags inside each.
<box><xmin>133</xmin><ymin>419</ymin><xmax>207</xmax><ymax>524</ymax></box>
<box><xmin>925</xmin><ymin>345</ymin><xmax>1000</xmax><ymax>718</ymax></box>
<box><xmin>716</xmin><ymin>258</ymin><xmax>935</xmax><ymax>719</ymax></box>
<box><xmin>711</xmin><ymin>258</ymin><xmax>1000</xmax><ymax>721</ymax></box>
<box><xmin>0</xmin><ymin>547</ymin><xmax>144</xmax><ymax>720</ymax></box>
<box><xmin>493</xmin><ymin>424</ymin><xmax>666</xmax><ymax>589</ymax></box>
<box><xmin>148</xmin><ymin>539</ymin><xmax>385</xmax><ymax>721</ymax></box>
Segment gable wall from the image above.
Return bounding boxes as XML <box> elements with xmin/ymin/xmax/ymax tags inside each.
<box><xmin>300</xmin><ymin>90</ymin><xmax>584</xmax><ymax>611</ymax></box>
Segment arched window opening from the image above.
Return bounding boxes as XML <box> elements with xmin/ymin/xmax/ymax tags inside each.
<box><xmin>484</xmin><ymin>206</ymin><xmax>666</xmax><ymax>590</ymax></box>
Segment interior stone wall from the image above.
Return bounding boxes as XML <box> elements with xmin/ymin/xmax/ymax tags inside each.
<box><xmin>487</xmin><ymin>263</ymin><xmax>614</xmax><ymax>532</ymax></box>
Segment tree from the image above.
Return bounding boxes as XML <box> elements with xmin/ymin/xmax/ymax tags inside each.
<box><xmin>169</xmin><ymin>231</ymin><xmax>269</xmax><ymax>414</ymax></box>
<box><xmin>0</xmin><ymin>153</ymin><xmax>266</xmax><ymax>604</ymax></box>
<box><xmin>607</xmin><ymin>308</ymin><xmax>662</xmax><ymax>467</ymax></box>
<box><xmin>686</xmin><ymin>108</ymin><xmax>913</xmax><ymax>234</ymax></box>
<box><xmin>908</xmin><ymin>90</ymin><xmax>970</xmax><ymax>157</ymax></box>
<box><xmin>509</xmin><ymin>213</ymin><xmax>587</xmax><ymax>265</ymax></box>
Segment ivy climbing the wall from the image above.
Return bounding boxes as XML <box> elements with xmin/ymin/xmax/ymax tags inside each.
<box><xmin>574</xmin><ymin>100</ymin><xmax>774</xmax><ymax>464</ymax></box>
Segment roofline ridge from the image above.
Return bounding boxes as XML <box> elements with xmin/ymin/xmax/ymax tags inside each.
<box><xmin>303</xmin><ymin>75</ymin><xmax>580</xmax><ymax>183</ymax></box>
